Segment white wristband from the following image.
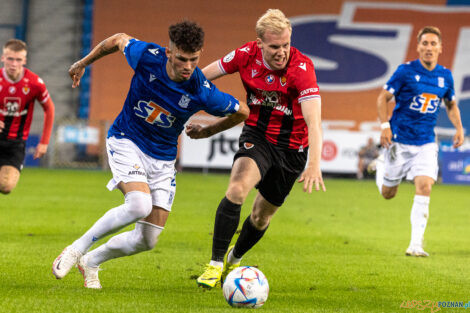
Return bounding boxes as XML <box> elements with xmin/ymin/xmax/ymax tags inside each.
<box><xmin>380</xmin><ymin>122</ymin><xmax>390</xmax><ymax>130</ymax></box>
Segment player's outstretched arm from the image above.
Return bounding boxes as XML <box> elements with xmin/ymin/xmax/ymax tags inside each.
<box><xmin>185</xmin><ymin>101</ymin><xmax>249</xmax><ymax>139</ymax></box>
<box><xmin>377</xmin><ymin>89</ymin><xmax>394</xmax><ymax>148</ymax></box>
<box><xmin>298</xmin><ymin>98</ymin><xmax>326</xmax><ymax>193</ymax></box>
<box><xmin>0</xmin><ymin>120</ymin><xmax>4</xmax><ymax>133</ymax></box>
<box><xmin>445</xmin><ymin>99</ymin><xmax>465</xmax><ymax>148</ymax></box>
<box><xmin>69</xmin><ymin>33</ymin><xmax>133</xmax><ymax>88</ymax></box>
<box><xmin>202</xmin><ymin>60</ymin><xmax>226</xmax><ymax>81</ymax></box>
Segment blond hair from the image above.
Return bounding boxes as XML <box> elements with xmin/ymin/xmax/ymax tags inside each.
<box><xmin>417</xmin><ymin>26</ymin><xmax>442</xmax><ymax>43</ymax></box>
<box><xmin>3</xmin><ymin>38</ymin><xmax>27</xmax><ymax>52</ymax></box>
<box><xmin>255</xmin><ymin>9</ymin><xmax>292</xmax><ymax>40</ymax></box>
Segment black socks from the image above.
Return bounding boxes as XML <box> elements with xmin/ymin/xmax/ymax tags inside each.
<box><xmin>233</xmin><ymin>215</ymin><xmax>268</xmax><ymax>259</ymax></box>
<box><xmin>211</xmin><ymin>197</ymin><xmax>241</xmax><ymax>262</ymax></box>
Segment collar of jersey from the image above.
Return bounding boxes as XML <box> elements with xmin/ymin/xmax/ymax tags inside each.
<box><xmin>2</xmin><ymin>67</ymin><xmax>25</xmax><ymax>83</ymax></box>
<box><xmin>414</xmin><ymin>59</ymin><xmax>439</xmax><ymax>73</ymax></box>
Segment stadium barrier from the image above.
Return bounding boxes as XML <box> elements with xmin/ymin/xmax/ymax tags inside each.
<box><xmin>50</xmin><ymin>118</ymin><xmax>110</xmax><ymax>169</ymax></box>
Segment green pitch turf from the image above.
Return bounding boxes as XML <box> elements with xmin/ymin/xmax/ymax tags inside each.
<box><xmin>1</xmin><ymin>168</ymin><xmax>469</xmax><ymax>313</ymax></box>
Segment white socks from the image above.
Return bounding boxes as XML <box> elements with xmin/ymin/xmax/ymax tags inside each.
<box><xmin>85</xmin><ymin>221</ymin><xmax>163</xmax><ymax>267</ymax></box>
<box><xmin>209</xmin><ymin>260</ymin><xmax>223</xmax><ymax>268</ymax></box>
<box><xmin>409</xmin><ymin>195</ymin><xmax>430</xmax><ymax>247</ymax></box>
<box><xmin>375</xmin><ymin>157</ymin><xmax>384</xmax><ymax>194</ymax></box>
<box><xmin>227</xmin><ymin>249</ymin><xmax>242</xmax><ymax>265</ymax></box>
<box><xmin>209</xmin><ymin>249</ymin><xmax>243</xmax><ymax>269</ymax></box>
<box><xmin>72</xmin><ymin>191</ymin><xmax>152</xmax><ymax>254</ymax></box>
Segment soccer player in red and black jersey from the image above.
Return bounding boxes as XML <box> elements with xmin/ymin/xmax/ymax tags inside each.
<box><xmin>0</xmin><ymin>39</ymin><xmax>55</xmax><ymax>194</ymax></box>
<box><xmin>188</xmin><ymin>9</ymin><xmax>326</xmax><ymax>288</ymax></box>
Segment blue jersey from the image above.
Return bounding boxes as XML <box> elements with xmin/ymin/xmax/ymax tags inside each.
<box><xmin>384</xmin><ymin>59</ymin><xmax>455</xmax><ymax>145</ymax></box>
<box><xmin>108</xmin><ymin>39</ymin><xmax>240</xmax><ymax>160</ymax></box>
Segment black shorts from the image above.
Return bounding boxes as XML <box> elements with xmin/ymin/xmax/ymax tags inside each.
<box><xmin>234</xmin><ymin>125</ymin><xmax>308</xmax><ymax>207</ymax></box>
<box><xmin>0</xmin><ymin>140</ymin><xmax>25</xmax><ymax>171</ymax></box>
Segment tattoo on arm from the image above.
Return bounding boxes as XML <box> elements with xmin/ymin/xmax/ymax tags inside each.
<box><xmin>87</xmin><ymin>39</ymin><xmax>119</xmax><ymax>65</ymax></box>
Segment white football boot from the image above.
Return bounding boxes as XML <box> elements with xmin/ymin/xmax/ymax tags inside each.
<box><xmin>77</xmin><ymin>255</ymin><xmax>102</xmax><ymax>289</ymax></box>
<box><xmin>406</xmin><ymin>244</ymin><xmax>429</xmax><ymax>257</ymax></box>
<box><xmin>52</xmin><ymin>245</ymin><xmax>83</xmax><ymax>279</ymax></box>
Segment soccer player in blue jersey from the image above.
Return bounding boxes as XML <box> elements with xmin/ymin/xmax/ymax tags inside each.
<box><xmin>376</xmin><ymin>26</ymin><xmax>464</xmax><ymax>257</ymax></box>
<box><xmin>52</xmin><ymin>21</ymin><xmax>249</xmax><ymax>288</ymax></box>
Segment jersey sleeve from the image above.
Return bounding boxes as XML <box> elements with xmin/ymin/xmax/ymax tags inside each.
<box><xmin>124</xmin><ymin>39</ymin><xmax>148</xmax><ymax>70</ymax></box>
<box><xmin>444</xmin><ymin>71</ymin><xmax>456</xmax><ymax>102</ymax></box>
<box><xmin>384</xmin><ymin>65</ymin><xmax>406</xmax><ymax>95</ymax></box>
<box><xmin>295</xmin><ymin>60</ymin><xmax>321</xmax><ymax>103</ymax></box>
<box><xmin>203</xmin><ymin>80</ymin><xmax>240</xmax><ymax>117</ymax></box>
<box><xmin>217</xmin><ymin>43</ymin><xmax>251</xmax><ymax>75</ymax></box>
<box><xmin>36</xmin><ymin>76</ymin><xmax>50</xmax><ymax>104</ymax></box>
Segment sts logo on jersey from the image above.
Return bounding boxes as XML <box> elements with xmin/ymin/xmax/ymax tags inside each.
<box><xmin>409</xmin><ymin>93</ymin><xmax>439</xmax><ymax>114</ymax></box>
<box><xmin>134</xmin><ymin>100</ymin><xmax>175</xmax><ymax>127</ymax></box>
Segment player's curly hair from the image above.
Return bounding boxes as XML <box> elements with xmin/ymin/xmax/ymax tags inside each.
<box><xmin>168</xmin><ymin>20</ymin><xmax>204</xmax><ymax>53</ymax></box>
<box><xmin>3</xmin><ymin>38</ymin><xmax>27</xmax><ymax>52</ymax></box>
<box><xmin>417</xmin><ymin>26</ymin><xmax>442</xmax><ymax>43</ymax></box>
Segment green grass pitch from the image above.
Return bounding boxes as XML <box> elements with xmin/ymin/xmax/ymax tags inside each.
<box><xmin>1</xmin><ymin>168</ymin><xmax>469</xmax><ymax>312</ymax></box>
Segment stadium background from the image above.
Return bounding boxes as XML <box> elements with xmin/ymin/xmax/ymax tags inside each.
<box><xmin>2</xmin><ymin>0</ymin><xmax>469</xmax><ymax>180</ymax></box>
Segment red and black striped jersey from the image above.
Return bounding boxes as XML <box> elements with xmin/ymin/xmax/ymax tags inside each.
<box><xmin>217</xmin><ymin>41</ymin><xmax>320</xmax><ymax>150</ymax></box>
<box><xmin>0</xmin><ymin>67</ymin><xmax>49</xmax><ymax>141</ymax></box>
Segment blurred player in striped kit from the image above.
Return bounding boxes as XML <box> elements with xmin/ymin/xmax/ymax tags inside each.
<box><xmin>0</xmin><ymin>39</ymin><xmax>55</xmax><ymax>195</ymax></box>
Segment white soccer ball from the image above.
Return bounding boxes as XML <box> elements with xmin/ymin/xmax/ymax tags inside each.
<box><xmin>223</xmin><ymin>266</ymin><xmax>269</xmax><ymax>308</ymax></box>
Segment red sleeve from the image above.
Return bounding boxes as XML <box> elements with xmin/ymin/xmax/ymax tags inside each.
<box><xmin>39</xmin><ymin>97</ymin><xmax>55</xmax><ymax>144</ymax></box>
<box><xmin>217</xmin><ymin>42</ymin><xmax>253</xmax><ymax>75</ymax></box>
<box><xmin>295</xmin><ymin>58</ymin><xmax>321</xmax><ymax>103</ymax></box>
<box><xmin>36</xmin><ymin>76</ymin><xmax>50</xmax><ymax>104</ymax></box>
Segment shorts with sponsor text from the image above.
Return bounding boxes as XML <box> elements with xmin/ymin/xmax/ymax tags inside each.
<box><xmin>234</xmin><ymin>125</ymin><xmax>307</xmax><ymax>207</ymax></box>
<box><xmin>383</xmin><ymin>142</ymin><xmax>438</xmax><ymax>187</ymax></box>
<box><xmin>0</xmin><ymin>140</ymin><xmax>25</xmax><ymax>171</ymax></box>
<box><xmin>106</xmin><ymin>136</ymin><xmax>176</xmax><ymax>211</ymax></box>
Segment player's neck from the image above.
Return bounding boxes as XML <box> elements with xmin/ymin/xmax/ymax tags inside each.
<box><xmin>3</xmin><ymin>67</ymin><xmax>24</xmax><ymax>82</ymax></box>
<box><xmin>419</xmin><ymin>59</ymin><xmax>437</xmax><ymax>71</ymax></box>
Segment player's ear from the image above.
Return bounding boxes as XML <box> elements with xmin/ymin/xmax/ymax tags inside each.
<box><xmin>256</xmin><ymin>37</ymin><xmax>263</xmax><ymax>49</ymax></box>
<box><xmin>165</xmin><ymin>46</ymin><xmax>172</xmax><ymax>59</ymax></box>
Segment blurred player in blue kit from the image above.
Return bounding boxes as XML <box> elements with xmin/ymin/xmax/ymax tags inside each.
<box><xmin>375</xmin><ymin>26</ymin><xmax>464</xmax><ymax>257</ymax></box>
<box><xmin>52</xmin><ymin>21</ymin><xmax>249</xmax><ymax>288</ymax></box>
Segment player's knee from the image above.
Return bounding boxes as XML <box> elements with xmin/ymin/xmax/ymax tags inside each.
<box><xmin>0</xmin><ymin>182</ymin><xmax>15</xmax><ymax>194</ymax></box>
<box><xmin>141</xmin><ymin>230</ymin><xmax>160</xmax><ymax>251</ymax></box>
<box><xmin>137</xmin><ymin>222</ymin><xmax>163</xmax><ymax>251</ymax></box>
<box><xmin>0</xmin><ymin>188</ymin><xmax>11</xmax><ymax>194</ymax></box>
<box><xmin>250</xmin><ymin>212</ymin><xmax>270</xmax><ymax>230</ymax></box>
<box><xmin>380</xmin><ymin>184</ymin><xmax>398</xmax><ymax>199</ymax></box>
<box><xmin>125</xmin><ymin>191</ymin><xmax>153</xmax><ymax>220</ymax></box>
<box><xmin>381</xmin><ymin>189</ymin><xmax>396</xmax><ymax>200</ymax></box>
<box><xmin>226</xmin><ymin>184</ymin><xmax>249</xmax><ymax>204</ymax></box>
<box><xmin>416</xmin><ymin>184</ymin><xmax>432</xmax><ymax>196</ymax></box>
